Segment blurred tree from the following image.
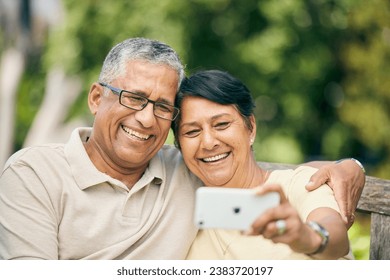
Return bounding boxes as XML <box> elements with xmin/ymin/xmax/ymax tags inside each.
<box><xmin>178</xmin><ymin>0</ymin><xmax>390</xmax><ymax>181</ymax></box>
<box><xmin>338</xmin><ymin>0</ymin><xmax>390</xmax><ymax>179</ymax></box>
<box><xmin>2</xmin><ymin>0</ymin><xmax>388</xmax><ymax>260</ymax></box>
<box><xmin>0</xmin><ymin>0</ymin><xmax>29</xmax><ymax>165</ymax></box>
<box><xmin>5</xmin><ymin>0</ymin><xmax>388</xmax><ymax>180</ymax></box>
<box><xmin>42</xmin><ymin>0</ymin><xmax>191</xmax><ymax>122</ymax></box>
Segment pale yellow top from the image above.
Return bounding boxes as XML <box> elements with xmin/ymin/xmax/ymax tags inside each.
<box><xmin>0</xmin><ymin>128</ymin><xmax>201</xmax><ymax>260</ymax></box>
<box><xmin>186</xmin><ymin>167</ymin><xmax>353</xmax><ymax>260</ymax></box>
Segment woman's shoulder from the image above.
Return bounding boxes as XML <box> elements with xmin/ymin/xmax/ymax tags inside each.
<box><xmin>268</xmin><ymin>166</ymin><xmax>318</xmax><ymax>183</ymax></box>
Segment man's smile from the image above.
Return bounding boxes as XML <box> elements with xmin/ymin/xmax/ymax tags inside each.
<box><xmin>121</xmin><ymin>125</ymin><xmax>152</xmax><ymax>141</ymax></box>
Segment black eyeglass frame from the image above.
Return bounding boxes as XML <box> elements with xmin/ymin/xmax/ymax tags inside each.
<box><xmin>99</xmin><ymin>82</ymin><xmax>180</xmax><ymax>121</ymax></box>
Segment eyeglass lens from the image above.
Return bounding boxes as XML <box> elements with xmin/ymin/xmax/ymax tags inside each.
<box><xmin>120</xmin><ymin>91</ymin><xmax>178</xmax><ymax>120</ymax></box>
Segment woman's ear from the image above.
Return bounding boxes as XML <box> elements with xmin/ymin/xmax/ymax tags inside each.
<box><xmin>88</xmin><ymin>83</ymin><xmax>103</xmax><ymax>115</ymax></box>
<box><xmin>249</xmin><ymin>114</ymin><xmax>257</xmax><ymax>145</ymax></box>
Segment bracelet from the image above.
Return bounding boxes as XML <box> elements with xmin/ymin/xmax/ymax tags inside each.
<box><xmin>336</xmin><ymin>158</ymin><xmax>365</xmax><ymax>174</ymax></box>
<box><xmin>306</xmin><ymin>221</ymin><xmax>329</xmax><ymax>255</ymax></box>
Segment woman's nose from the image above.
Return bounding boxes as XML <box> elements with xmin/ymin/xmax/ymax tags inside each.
<box><xmin>201</xmin><ymin>130</ymin><xmax>220</xmax><ymax>150</ymax></box>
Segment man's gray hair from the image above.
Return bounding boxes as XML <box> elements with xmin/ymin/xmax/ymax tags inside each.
<box><xmin>99</xmin><ymin>37</ymin><xmax>185</xmax><ymax>91</ymax></box>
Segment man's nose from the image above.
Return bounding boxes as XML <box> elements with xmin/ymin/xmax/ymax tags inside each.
<box><xmin>134</xmin><ymin>102</ymin><xmax>156</xmax><ymax>128</ymax></box>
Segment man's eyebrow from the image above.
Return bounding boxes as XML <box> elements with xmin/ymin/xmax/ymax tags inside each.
<box><xmin>158</xmin><ymin>98</ymin><xmax>175</xmax><ymax>105</ymax></box>
<box><xmin>124</xmin><ymin>89</ymin><xmax>174</xmax><ymax>105</ymax></box>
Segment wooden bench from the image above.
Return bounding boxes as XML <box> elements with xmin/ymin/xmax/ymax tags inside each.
<box><xmin>357</xmin><ymin>175</ymin><xmax>390</xmax><ymax>260</ymax></box>
<box><xmin>258</xmin><ymin>162</ymin><xmax>390</xmax><ymax>260</ymax></box>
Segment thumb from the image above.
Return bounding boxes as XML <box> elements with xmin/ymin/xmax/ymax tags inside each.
<box><xmin>305</xmin><ymin>169</ymin><xmax>330</xmax><ymax>191</ymax></box>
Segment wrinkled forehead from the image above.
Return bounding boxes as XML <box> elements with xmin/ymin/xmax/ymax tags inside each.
<box><xmin>116</xmin><ymin>60</ymin><xmax>180</xmax><ymax>96</ymax></box>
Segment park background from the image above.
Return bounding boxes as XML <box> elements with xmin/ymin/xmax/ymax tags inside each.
<box><xmin>0</xmin><ymin>0</ymin><xmax>389</xmax><ymax>260</ymax></box>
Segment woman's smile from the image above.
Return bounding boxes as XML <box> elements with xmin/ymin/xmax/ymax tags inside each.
<box><xmin>199</xmin><ymin>152</ymin><xmax>230</xmax><ymax>163</ymax></box>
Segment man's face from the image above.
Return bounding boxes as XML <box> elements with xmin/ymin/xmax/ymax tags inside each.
<box><xmin>88</xmin><ymin>60</ymin><xmax>179</xmax><ymax>171</ymax></box>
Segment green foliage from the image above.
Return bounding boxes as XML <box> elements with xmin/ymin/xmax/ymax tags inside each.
<box><xmin>40</xmin><ymin>0</ymin><xmax>192</xmax><ymax>121</ymax></box>
<box><xmin>15</xmin><ymin>61</ymin><xmax>47</xmax><ymax>151</ymax></box>
<box><xmin>12</xmin><ymin>0</ymin><xmax>389</xmax><ymax>259</ymax></box>
<box><xmin>181</xmin><ymin>0</ymin><xmax>390</xmax><ymax>181</ymax></box>
<box><xmin>16</xmin><ymin>1</ymin><xmax>390</xmax><ymax>176</ymax></box>
<box><xmin>338</xmin><ymin>0</ymin><xmax>390</xmax><ymax>179</ymax></box>
<box><xmin>348</xmin><ymin>213</ymin><xmax>371</xmax><ymax>260</ymax></box>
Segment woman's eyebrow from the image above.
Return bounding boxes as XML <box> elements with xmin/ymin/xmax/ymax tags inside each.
<box><xmin>180</xmin><ymin>113</ymin><xmax>231</xmax><ymax>127</ymax></box>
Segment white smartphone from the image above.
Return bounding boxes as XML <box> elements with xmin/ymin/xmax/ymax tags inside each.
<box><xmin>194</xmin><ymin>187</ymin><xmax>280</xmax><ymax>230</ymax></box>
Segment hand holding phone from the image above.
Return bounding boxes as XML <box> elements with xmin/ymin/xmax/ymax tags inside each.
<box><xmin>194</xmin><ymin>187</ymin><xmax>280</xmax><ymax>230</ymax></box>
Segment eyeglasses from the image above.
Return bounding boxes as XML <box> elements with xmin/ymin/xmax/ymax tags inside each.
<box><xmin>99</xmin><ymin>82</ymin><xmax>180</xmax><ymax>121</ymax></box>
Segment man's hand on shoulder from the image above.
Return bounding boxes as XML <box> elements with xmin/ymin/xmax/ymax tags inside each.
<box><xmin>303</xmin><ymin>159</ymin><xmax>366</xmax><ymax>229</ymax></box>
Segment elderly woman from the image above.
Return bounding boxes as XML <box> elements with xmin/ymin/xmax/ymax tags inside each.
<box><xmin>172</xmin><ymin>70</ymin><xmax>352</xmax><ymax>260</ymax></box>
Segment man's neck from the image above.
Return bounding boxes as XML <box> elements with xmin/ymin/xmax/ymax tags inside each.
<box><xmin>83</xmin><ymin>140</ymin><xmax>147</xmax><ymax>190</ymax></box>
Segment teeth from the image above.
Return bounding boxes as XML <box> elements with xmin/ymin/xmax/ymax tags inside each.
<box><xmin>121</xmin><ymin>125</ymin><xmax>151</xmax><ymax>140</ymax></box>
<box><xmin>202</xmin><ymin>153</ymin><xmax>229</xmax><ymax>162</ymax></box>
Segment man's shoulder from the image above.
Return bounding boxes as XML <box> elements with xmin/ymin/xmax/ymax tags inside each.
<box><xmin>2</xmin><ymin>127</ymin><xmax>89</xmax><ymax>172</ymax></box>
<box><xmin>2</xmin><ymin>143</ymin><xmax>65</xmax><ymax>172</ymax></box>
<box><xmin>157</xmin><ymin>144</ymin><xmax>183</xmax><ymax>161</ymax></box>
<box><xmin>155</xmin><ymin>144</ymin><xmax>201</xmax><ymax>189</ymax></box>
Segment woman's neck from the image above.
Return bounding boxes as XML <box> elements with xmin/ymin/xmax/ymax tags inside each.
<box><xmin>224</xmin><ymin>159</ymin><xmax>269</xmax><ymax>189</ymax></box>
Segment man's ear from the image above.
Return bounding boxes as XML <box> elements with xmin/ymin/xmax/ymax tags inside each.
<box><xmin>88</xmin><ymin>83</ymin><xmax>103</xmax><ymax>115</ymax></box>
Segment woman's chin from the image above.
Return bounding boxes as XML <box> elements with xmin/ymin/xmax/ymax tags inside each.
<box><xmin>201</xmin><ymin>176</ymin><xmax>231</xmax><ymax>187</ymax></box>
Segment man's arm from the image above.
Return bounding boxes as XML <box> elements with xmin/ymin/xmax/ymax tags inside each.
<box><xmin>303</xmin><ymin>158</ymin><xmax>366</xmax><ymax>228</ymax></box>
<box><xmin>0</xmin><ymin>165</ymin><xmax>59</xmax><ymax>259</ymax></box>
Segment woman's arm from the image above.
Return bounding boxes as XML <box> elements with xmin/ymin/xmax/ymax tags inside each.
<box><xmin>248</xmin><ymin>183</ymin><xmax>350</xmax><ymax>260</ymax></box>
<box><xmin>298</xmin><ymin>208</ymin><xmax>349</xmax><ymax>259</ymax></box>
<box><xmin>303</xmin><ymin>158</ymin><xmax>366</xmax><ymax>228</ymax></box>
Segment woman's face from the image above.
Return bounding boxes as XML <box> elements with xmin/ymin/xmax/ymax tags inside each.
<box><xmin>178</xmin><ymin>96</ymin><xmax>256</xmax><ymax>187</ymax></box>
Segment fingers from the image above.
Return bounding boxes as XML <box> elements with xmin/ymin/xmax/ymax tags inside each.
<box><xmin>345</xmin><ymin>184</ymin><xmax>357</xmax><ymax>229</ymax></box>
<box><xmin>305</xmin><ymin>167</ymin><xmax>331</xmax><ymax>191</ymax></box>
<box><xmin>257</xmin><ymin>219</ymin><xmax>288</xmax><ymax>240</ymax></box>
<box><xmin>248</xmin><ymin>212</ymin><xmax>303</xmax><ymax>247</ymax></box>
<box><xmin>247</xmin><ymin>202</ymin><xmax>295</xmax><ymax>235</ymax></box>
<box><xmin>332</xmin><ymin>183</ymin><xmax>349</xmax><ymax>225</ymax></box>
<box><xmin>246</xmin><ymin>217</ymin><xmax>289</xmax><ymax>238</ymax></box>
<box><xmin>253</xmin><ymin>183</ymin><xmax>287</xmax><ymax>203</ymax></box>
<box><xmin>346</xmin><ymin>213</ymin><xmax>355</xmax><ymax>229</ymax></box>
<box><xmin>305</xmin><ymin>163</ymin><xmax>354</xmax><ymax>226</ymax></box>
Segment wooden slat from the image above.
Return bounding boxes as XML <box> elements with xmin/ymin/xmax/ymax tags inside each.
<box><xmin>369</xmin><ymin>213</ymin><xmax>390</xmax><ymax>260</ymax></box>
<box><xmin>357</xmin><ymin>176</ymin><xmax>390</xmax><ymax>216</ymax></box>
<box><xmin>258</xmin><ymin>162</ymin><xmax>296</xmax><ymax>170</ymax></box>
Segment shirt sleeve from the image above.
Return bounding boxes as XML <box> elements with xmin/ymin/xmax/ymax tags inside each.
<box><xmin>0</xmin><ymin>162</ymin><xmax>59</xmax><ymax>259</ymax></box>
<box><xmin>290</xmin><ymin>166</ymin><xmax>340</xmax><ymax>221</ymax></box>
<box><xmin>270</xmin><ymin>166</ymin><xmax>341</xmax><ymax>221</ymax></box>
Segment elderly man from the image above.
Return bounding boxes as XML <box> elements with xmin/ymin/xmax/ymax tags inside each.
<box><xmin>0</xmin><ymin>37</ymin><xmax>364</xmax><ymax>259</ymax></box>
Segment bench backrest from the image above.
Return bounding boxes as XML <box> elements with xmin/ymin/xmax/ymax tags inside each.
<box><xmin>258</xmin><ymin>162</ymin><xmax>390</xmax><ymax>260</ymax></box>
<box><xmin>358</xmin><ymin>175</ymin><xmax>390</xmax><ymax>259</ymax></box>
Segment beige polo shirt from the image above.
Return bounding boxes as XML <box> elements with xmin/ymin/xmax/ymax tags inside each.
<box><xmin>0</xmin><ymin>127</ymin><xmax>201</xmax><ymax>259</ymax></box>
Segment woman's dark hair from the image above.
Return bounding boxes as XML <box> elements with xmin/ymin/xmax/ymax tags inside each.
<box><xmin>172</xmin><ymin>69</ymin><xmax>255</xmax><ymax>149</ymax></box>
